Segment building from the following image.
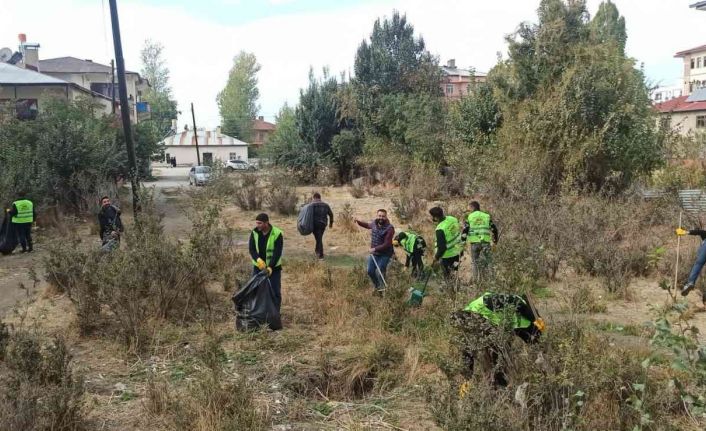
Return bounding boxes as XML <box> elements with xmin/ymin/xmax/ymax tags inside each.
<box><xmin>159</xmin><ymin>128</ymin><xmax>249</xmax><ymax>166</ymax></box>
<box><xmin>0</xmin><ymin>33</ymin><xmax>147</xmax><ymax>122</ymax></box>
<box><xmin>251</xmin><ymin>116</ymin><xmax>275</xmax><ymax>146</ymax></box>
<box><xmin>655</xmin><ymin>89</ymin><xmax>706</xmax><ymax>135</ymax></box>
<box><xmin>691</xmin><ymin>1</ymin><xmax>706</xmax><ymax>11</ymax></box>
<box><xmin>440</xmin><ymin>59</ymin><xmax>487</xmax><ymax>101</ymax></box>
<box><xmin>0</xmin><ymin>62</ymin><xmax>113</xmax><ymax>120</ymax></box>
<box><xmin>675</xmin><ymin>44</ymin><xmax>706</xmax><ymax>96</ymax></box>
<box><xmin>652</xmin><ymin>84</ymin><xmax>683</xmax><ymax>103</ymax></box>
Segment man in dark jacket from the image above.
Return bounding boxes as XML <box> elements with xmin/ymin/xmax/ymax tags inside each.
<box><xmin>310</xmin><ymin>192</ymin><xmax>334</xmax><ymax>259</ymax></box>
<box><xmin>9</xmin><ymin>191</ymin><xmax>36</xmax><ymax>253</ymax></box>
<box><xmin>676</xmin><ymin>227</ymin><xmax>706</xmax><ymax>305</ymax></box>
<box><xmin>98</xmin><ymin>196</ymin><xmax>124</xmax><ymax>250</ymax></box>
<box><xmin>355</xmin><ymin>209</ymin><xmax>394</xmax><ymax>292</ymax></box>
<box><xmin>249</xmin><ymin>213</ymin><xmax>284</xmax><ymax>311</ymax></box>
<box><xmin>394</xmin><ymin>231</ymin><xmax>426</xmax><ymax>278</ymax></box>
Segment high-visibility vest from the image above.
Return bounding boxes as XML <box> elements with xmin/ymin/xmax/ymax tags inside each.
<box><xmin>435</xmin><ymin>216</ymin><xmax>463</xmax><ymax>259</ymax></box>
<box><xmin>401</xmin><ymin>232</ymin><xmax>418</xmax><ymax>255</ymax></box>
<box><xmin>12</xmin><ymin>199</ymin><xmax>34</xmax><ymax>224</ymax></box>
<box><xmin>251</xmin><ymin>226</ymin><xmax>283</xmax><ymax>268</ymax></box>
<box><xmin>464</xmin><ymin>293</ymin><xmax>533</xmax><ymax>329</ymax></box>
<box><xmin>467</xmin><ymin>211</ymin><xmax>492</xmax><ymax>244</ymax></box>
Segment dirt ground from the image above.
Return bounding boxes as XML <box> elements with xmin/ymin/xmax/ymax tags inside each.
<box><xmin>2</xmin><ymin>171</ymin><xmax>706</xmax><ymax>429</ymax></box>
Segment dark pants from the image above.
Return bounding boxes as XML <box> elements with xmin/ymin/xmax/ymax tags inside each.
<box><xmin>367</xmin><ymin>254</ymin><xmax>391</xmax><ymax>290</ymax></box>
<box><xmin>440</xmin><ymin>255</ymin><xmax>460</xmax><ymax>278</ymax></box>
<box><xmin>313</xmin><ymin>224</ymin><xmax>326</xmax><ymax>258</ymax></box>
<box><xmin>471</xmin><ymin>242</ymin><xmax>493</xmax><ymax>282</ymax></box>
<box><xmin>14</xmin><ymin>222</ymin><xmax>32</xmax><ymax>251</ymax></box>
<box><xmin>406</xmin><ymin>250</ymin><xmax>425</xmax><ymax>278</ymax></box>
<box><xmin>253</xmin><ymin>267</ymin><xmax>282</xmax><ymax>311</ymax></box>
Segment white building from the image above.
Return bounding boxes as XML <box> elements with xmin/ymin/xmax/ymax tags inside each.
<box><xmin>652</xmin><ymin>84</ymin><xmax>683</xmax><ymax>103</ymax></box>
<box><xmin>159</xmin><ymin>128</ymin><xmax>249</xmax><ymax>166</ymax></box>
<box><xmin>675</xmin><ymin>44</ymin><xmax>706</xmax><ymax>96</ymax></box>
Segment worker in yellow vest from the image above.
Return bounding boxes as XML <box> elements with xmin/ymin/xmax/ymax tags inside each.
<box><xmin>9</xmin><ymin>191</ymin><xmax>36</xmax><ymax>253</ymax></box>
<box><xmin>249</xmin><ymin>213</ymin><xmax>284</xmax><ymax>311</ymax></box>
<box><xmin>462</xmin><ymin>201</ymin><xmax>498</xmax><ymax>282</ymax></box>
<box><xmin>429</xmin><ymin>207</ymin><xmax>464</xmax><ymax>278</ymax></box>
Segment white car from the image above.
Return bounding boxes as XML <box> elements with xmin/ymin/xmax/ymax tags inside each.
<box><xmin>188</xmin><ymin>165</ymin><xmax>212</xmax><ymax>186</ymax></box>
<box><xmin>225</xmin><ymin>159</ymin><xmax>257</xmax><ymax>171</ymax></box>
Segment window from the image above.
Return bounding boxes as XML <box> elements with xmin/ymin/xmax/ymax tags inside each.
<box><xmin>655</xmin><ymin>93</ymin><xmax>662</xmax><ymax>102</ymax></box>
<box><xmin>229</xmin><ymin>152</ymin><xmax>239</xmax><ymax>161</ymax></box>
<box><xmin>90</xmin><ymin>83</ymin><xmax>116</xmax><ymax>99</ymax></box>
<box><xmin>10</xmin><ymin>99</ymin><xmax>38</xmax><ymax>120</ymax></box>
<box><xmin>697</xmin><ymin>115</ymin><xmax>706</xmax><ymax>129</ymax></box>
<box><xmin>446</xmin><ymin>84</ymin><xmax>454</xmax><ymax>94</ymax></box>
<box><xmin>691</xmin><ymin>58</ymin><xmax>695</xmax><ymax>69</ymax></box>
<box><xmin>699</xmin><ymin>57</ymin><xmax>703</xmax><ymax>69</ymax></box>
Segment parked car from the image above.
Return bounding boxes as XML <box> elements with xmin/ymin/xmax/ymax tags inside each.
<box><xmin>189</xmin><ymin>165</ymin><xmax>212</xmax><ymax>186</ymax></box>
<box><xmin>225</xmin><ymin>159</ymin><xmax>257</xmax><ymax>171</ymax></box>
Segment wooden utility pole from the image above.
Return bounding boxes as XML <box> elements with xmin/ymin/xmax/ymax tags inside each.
<box><xmin>110</xmin><ymin>59</ymin><xmax>116</xmax><ymax>114</ymax></box>
<box><xmin>191</xmin><ymin>102</ymin><xmax>201</xmax><ymax>166</ymax></box>
<box><xmin>108</xmin><ymin>0</ymin><xmax>140</xmax><ymax>215</ymax></box>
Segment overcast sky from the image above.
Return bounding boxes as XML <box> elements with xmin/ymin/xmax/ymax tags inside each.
<box><xmin>1</xmin><ymin>0</ymin><xmax>705</xmax><ymax>128</ymax></box>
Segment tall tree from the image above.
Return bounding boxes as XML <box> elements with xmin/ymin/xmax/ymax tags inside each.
<box><xmin>217</xmin><ymin>52</ymin><xmax>260</xmax><ymax>142</ymax></box>
<box><xmin>590</xmin><ymin>0</ymin><xmax>627</xmax><ymax>53</ymax></box>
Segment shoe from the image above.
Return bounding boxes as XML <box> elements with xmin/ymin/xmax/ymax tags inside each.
<box><xmin>681</xmin><ymin>283</ymin><xmax>695</xmax><ymax>296</ymax></box>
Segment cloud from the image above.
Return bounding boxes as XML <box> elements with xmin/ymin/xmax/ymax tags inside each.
<box><xmin>0</xmin><ymin>0</ymin><xmax>701</xmax><ymax>129</ymax></box>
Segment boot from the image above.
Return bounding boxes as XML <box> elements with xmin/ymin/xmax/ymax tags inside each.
<box><xmin>681</xmin><ymin>283</ymin><xmax>695</xmax><ymax>296</ymax></box>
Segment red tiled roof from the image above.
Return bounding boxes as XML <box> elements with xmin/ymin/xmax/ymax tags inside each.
<box><xmin>252</xmin><ymin>118</ymin><xmax>275</xmax><ymax>131</ymax></box>
<box><xmin>655</xmin><ymin>95</ymin><xmax>706</xmax><ymax>113</ymax></box>
<box><xmin>675</xmin><ymin>44</ymin><xmax>706</xmax><ymax>57</ymax></box>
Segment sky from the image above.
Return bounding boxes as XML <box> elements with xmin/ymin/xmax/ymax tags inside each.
<box><xmin>1</xmin><ymin>0</ymin><xmax>705</xmax><ymax>129</ymax></box>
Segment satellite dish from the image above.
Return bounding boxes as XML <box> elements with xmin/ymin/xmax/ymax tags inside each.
<box><xmin>0</xmin><ymin>48</ymin><xmax>12</xmax><ymax>63</ymax></box>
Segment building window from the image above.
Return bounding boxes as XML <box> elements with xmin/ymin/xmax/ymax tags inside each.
<box><xmin>446</xmin><ymin>84</ymin><xmax>454</xmax><ymax>94</ymax></box>
<box><xmin>9</xmin><ymin>99</ymin><xmax>39</xmax><ymax>120</ymax></box>
<box><xmin>697</xmin><ymin>115</ymin><xmax>706</xmax><ymax>128</ymax></box>
<box><xmin>699</xmin><ymin>57</ymin><xmax>703</xmax><ymax>69</ymax></box>
<box><xmin>655</xmin><ymin>93</ymin><xmax>662</xmax><ymax>102</ymax></box>
<box><xmin>691</xmin><ymin>58</ymin><xmax>695</xmax><ymax>69</ymax></box>
<box><xmin>229</xmin><ymin>152</ymin><xmax>238</xmax><ymax>161</ymax></box>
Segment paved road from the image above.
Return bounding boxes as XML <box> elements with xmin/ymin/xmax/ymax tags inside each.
<box><xmin>144</xmin><ymin>166</ymin><xmax>191</xmax><ymax>189</ymax></box>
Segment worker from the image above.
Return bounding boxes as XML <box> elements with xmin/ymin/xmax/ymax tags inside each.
<box><xmin>393</xmin><ymin>230</ymin><xmax>427</xmax><ymax>278</ymax></box>
<box><xmin>249</xmin><ymin>213</ymin><xmax>284</xmax><ymax>311</ymax></box>
<box><xmin>454</xmin><ymin>292</ymin><xmax>544</xmax><ymax>386</ymax></box>
<box><xmin>98</xmin><ymin>196</ymin><xmax>124</xmax><ymax>251</ymax></box>
<box><xmin>9</xmin><ymin>191</ymin><xmax>36</xmax><ymax>253</ymax></box>
<box><xmin>310</xmin><ymin>192</ymin><xmax>334</xmax><ymax>259</ymax></box>
<box><xmin>355</xmin><ymin>209</ymin><xmax>395</xmax><ymax>293</ymax></box>
<box><xmin>676</xmin><ymin>227</ymin><xmax>706</xmax><ymax>305</ymax></box>
<box><xmin>429</xmin><ymin>207</ymin><xmax>463</xmax><ymax>278</ymax></box>
<box><xmin>463</xmin><ymin>201</ymin><xmax>499</xmax><ymax>282</ymax></box>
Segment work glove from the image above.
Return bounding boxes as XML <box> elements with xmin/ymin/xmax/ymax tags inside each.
<box><xmin>392</xmin><ymin>240</ymin><xmax>400</xmax><ymax>247</ymax></box>
<box><xmin>266</xmin><ymin>267</ymin><xmax>273</xmax><ymax>277</ymax></box>
<box><xmin>676</xmin><ymin>228</ymin><xmax>688</xmax><ymax>236</ymax></box>
<box><xmin>256</xmin><ymin>258</ymin><xmax>267</xmax><ymax>270</ymax></box>
<box><xmin>533</xmin><ymin>318</ymin><xmax>546</xmax><ymax>333</ymax></box>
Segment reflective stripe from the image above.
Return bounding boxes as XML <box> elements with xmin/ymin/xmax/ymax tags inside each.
<box><xmin>467</xmin><ymin>211</ymin><xmax>492</xmax><ymax>244</ymax></box>
<box><xmin>251</xmin><ymin>226</ymin><xmax>283</xmax><ymax>268</ymax></box>
<box><xmin>402</xmin><ymin>232</ymin><xmax>417</xmax><ymax>255</ymax></box>
<box><xmin>435</xmin><ymin>216</ymin><xmax>463</xmax><ymax>259</ymax></box>
<box><xmin>12</xmin><ymin>199</ymin><xmax>33</xmax><ymax>224</ymax></box>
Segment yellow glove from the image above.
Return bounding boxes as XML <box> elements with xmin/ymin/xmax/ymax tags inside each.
<box><xmin>392</xmin><ymin>240</ymin><xmax>400</xmax><ymax>247</ymax></box>
<box><xmin>676</xmin><ymin>228</ymin><xmax>688</xmax><ymax>236</ymax></box>
<box><xmin>256</xmin><ymin>258</ymin><xmax>267</xmax><ymax>270</ymax></box>
<box><xmin>458</xmin><ymin>380</ymin><xmax>471</xmax><ymax>399</ymax></box>
<box><xmin>534</xmin><ymin>318</ymin><xmax>546</xmax><ymax>333</ymax></box>
<box><xmin>266</xmin><ymin>267</ymin><xmax>273</xmax><ymax>276</ymax></box>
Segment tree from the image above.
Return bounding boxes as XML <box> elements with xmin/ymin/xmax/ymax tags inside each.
<box><xmin>590</xmin><ymin>0</ymin><xmax>627</xmax><ymax>53</ymax></box>
<box><xmin>449</xmin><ymin>83</ymin><xmax>502</xmax><ymax>148</ymax></box>
<box><xmin>217</xmin><ymin>52</ymin><xmax>260</xmax><ymax>142</ymax></box>
<box><xmin>296</xmin><ymin>69</ymin><xmax>340</xmax><ymax>156</ymax></box>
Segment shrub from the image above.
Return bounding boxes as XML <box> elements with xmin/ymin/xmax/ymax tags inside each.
<box><xmin>233</xmin><ymin>175</ymin><xmax>263</xmax><ymax>211</ymax></box>
<box><xmin>349</xmin><ymin>183</ymin><xmax>365</xmax><ymax>199</ymax></box>
<box><xmin>265</xmin><ymin>182</ymin><xmax>299</xmax><ymax>216</ymax></box>
<box><xmin>391</xmin><ymin>192</ymin><xmax>426</xmax><ymax>223</ymax></box>
<box><xmin>0</xmin><ymin>328</ymin><xmax>87</xmax><ymax>430</ymax></box>
<box><xmin>338</xmin><ymin>203</ymin><xmax>357</xmax><ymax>233</ymax></box>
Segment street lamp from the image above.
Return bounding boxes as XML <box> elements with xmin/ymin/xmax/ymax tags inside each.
<box><xmin>691</xmin><ymin>1</ymin><xmax>706</xmax><ymax>11</ymax></box>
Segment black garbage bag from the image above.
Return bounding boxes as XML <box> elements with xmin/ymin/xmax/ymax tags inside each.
<box><xmin>0</xmin><ymin>211</ymin><xmax>18</xmax><ymax>255</ymax></box>
<box><xmin>232</xmin><ymin>271</ymin><xmax>282</xmax><ymax>331</ymax></box>
<box><xmin>297</xmin><ymin>203</ymin><xmax>314</xmax><ymax>236</ymax></box>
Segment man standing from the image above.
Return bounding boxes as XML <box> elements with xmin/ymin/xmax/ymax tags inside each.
<box><xmin>310</xmin><ymin>192</ymin><xmax>334</xmax><ymax>259</ymax></box>
<box><xmin>676</xmin><ymin>227</ymin><xmax>706</xmax><ymax>306</ymax></box>
<box><xmin>430</xmin><ymin>207</ymin><xmax>464</xmax><ymax>278</ymax></box>
<box><xmin>463</xmin><ymin>201</ymin><xmax>499</xmax><ymax>282</ymax></box>
<box><xmin>355</xmin><ymin>209</ymin><xmax>395</xmax><ymax>293</ymax></box>
<box><xmin>9</xmin><ymin>191</ymin><xmax>35</xmax><ymax>253</ymax></box>
<box><xmin>98</xmin><ymin>196</ymin><xmax>124</xmax><ymax>250</ymax></box>
<box><xmin>249</xmin><ymin>213</ymin><xmax>284</xmax><ymax>311</ymax></box>
<box><xmin>394</xmin><ymin>231</ymin><xmax>427</xmax><ymax>278</ymax></box>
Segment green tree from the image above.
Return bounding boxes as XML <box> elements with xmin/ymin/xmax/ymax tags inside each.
<box><xmin>449</xmin><ymin>83</ymin><xmax>501</xmax><ymax>148</ymax></box>
<box><xmin>590</xmin><ymin>0</ymin><xmax>627</xmax><ymax>53</ymax></box>
<box><xmin>217</xmin><ymin>52</ymin><xmax>260</xmax><ymax>142</ymax></box>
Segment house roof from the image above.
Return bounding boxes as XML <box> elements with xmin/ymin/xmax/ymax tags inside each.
<box><xmin>655</xmin><ymin>95</ymin><xmax>706</xmax><ymax>113</ymax></box>
<box><xmin>0</xmin><ymin>62</ymin><xmax>71</xmax><ymax>85</ymax></box>
<box><xmin>252</xmin><ymin>118</ymin><xmax>275</xmax><ymax>131</ymax></box>
<box><xmin>161</xmin><ymin>129</ymin><xmax>249</xmax><ymax>147</ymax></box>
<box><xmin>38</xmin><ymin>56</ymin><xmax>139</xmax><ymax>75</ymax></box>
<box><xmin>691</xmin><ymin>1</ymin><xmax>706</xmax><ymax>11</ymax></box>
<box><xmin>675</xmin><ymin>44</ymin><xmax>706</xmax><ymax>57</ymax></box>
<box><xmin>441</xmin><ymin>66</ymin><xmax>487</xmax><ymax>78</ymax></box>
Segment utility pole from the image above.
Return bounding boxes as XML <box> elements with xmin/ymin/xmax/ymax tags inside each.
<box><xmin>110</xmin><ymin>59</ymin><xmax>116</xmax><ymax>114</ymax></box>
<box><xmin>108</xmin><ymin>0</ymin><xmax>140</xmax><ymax>215</ymax></box>
<box><xmin>191</xmin><ymin>102</ymin><xmax>201</xmax><ymax>165</ymax></box>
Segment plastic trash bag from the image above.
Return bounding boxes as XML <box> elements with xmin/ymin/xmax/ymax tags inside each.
<box><xmin>232</xmin><ymin>271</ymin><xmax>282</xmax><ymax>331</ymax></box>
<box><xmin>0</xmin><ymin>211</ymin><xmax>18</xmax><ymax>255</ymax></box>
<box><xmin>297</xmin><ymin>203</ymin><xmax>314</xmax><ymax>236</ymax></box>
